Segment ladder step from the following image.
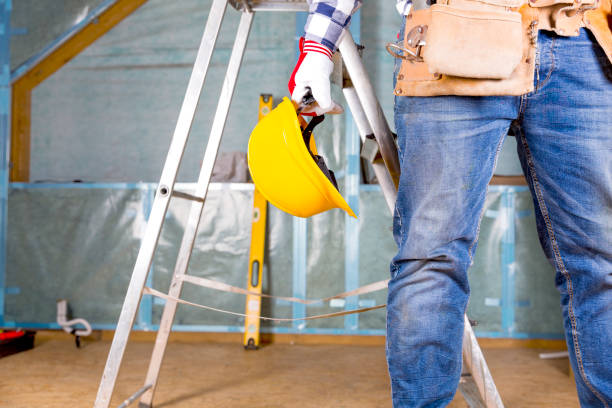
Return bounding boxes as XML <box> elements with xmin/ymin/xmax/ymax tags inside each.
<box><xmin>171</xmin><ymin>190</ymin><xmax>205</xmax><ymax>203</ymax></box>
<box><xmin>117</xmin><ymin>384</ymin><xmax>152</xmax><ymax>408</ymax></box>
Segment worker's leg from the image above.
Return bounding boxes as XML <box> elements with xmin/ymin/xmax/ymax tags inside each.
<box><xmin>388</xmin><ymin>94</ymin><xmax>517</xmax><ymax>407</ymax></box>
<box><xmin>516</xmin><ymin>29</ymin><xmax>612</xmax><ymax>407</ymax></box>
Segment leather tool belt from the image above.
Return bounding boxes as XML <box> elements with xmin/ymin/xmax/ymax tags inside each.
<box><xmin>390</xmin><ymin>0</ymin><xmax>611</xmax><ymax>96</ymax></box>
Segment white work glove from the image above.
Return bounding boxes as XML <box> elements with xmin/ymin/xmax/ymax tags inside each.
<box><xmin>288</xmin><ymin>39</ymin><xmax>344</xmax><ymax>116</ymax></box>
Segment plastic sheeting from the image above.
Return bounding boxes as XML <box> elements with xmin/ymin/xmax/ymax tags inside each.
<box><xmin>467</xmin><ymin>188</ymin><xmax>564</xmax><ymax>337</ymax></box>
<box><xmin>28</xmin><ymin>0</ymin><xmax>297</xmax><ymax>183</ymax></box>
<box><xmin>5</xmin><ymin>184</ymin><xmax>564</xmax><ymax>338</ymax></box>
<box><xmin>6</xmin><ymin>186</ymin><xmax>145</xmax><ymax>325</ymax></box>
<box><xmin>151</xmin><ymin>185</ymin><xmax>295</xmax><ymax>329</ymax></box>
<box><xmin>10</xmin><ymin>0</ymin><xmax>109</xmax><ymax>71</ymax></box>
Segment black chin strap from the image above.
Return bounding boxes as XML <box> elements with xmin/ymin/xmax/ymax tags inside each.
<box><xmin>301</xmin><ymin>114</ymin><xmax>325</xmax><ymax>148</ymax></box>
<box><xmin>300</xmin><ymin>115</ymin><xmax>339</xmax><ymax>191</ymax></box>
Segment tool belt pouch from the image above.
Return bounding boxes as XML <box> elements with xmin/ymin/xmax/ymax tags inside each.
<box><xmin>394</xmin><ymin>6</ymin><xmax>540</xmax><ymax>96</ymax></box>
<box><xmin>423</xmin><ymin>4</ymin><xmax>523</xmax><ymax>78</ymax></box>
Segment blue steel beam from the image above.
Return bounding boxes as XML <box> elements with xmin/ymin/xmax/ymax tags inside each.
<box><xmin>0</xmin><ymin>0</ymin><xmax>11</xmax><ymax>327</ymax></box>
<box><xmin>344</xmin><ymin>11</ymin><xmax>361</xmax><ymax>332</ymax></box>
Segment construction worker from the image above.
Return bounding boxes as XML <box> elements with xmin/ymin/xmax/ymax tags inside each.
<box><xmin>289</xmin><ymin>0</ymin><xmax>612</xmax><ymax>407</ymax></box>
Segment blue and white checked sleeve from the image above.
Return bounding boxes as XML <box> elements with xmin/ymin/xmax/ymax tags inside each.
<box><xmin>304</xmin><ymin>1</ymin><xmax>412</xmax><ymax>52</ymax></box>
<box><xmin>303</xmin><ymin>0</ymin><xmax>362</xmax><ymax>52</ymax></box>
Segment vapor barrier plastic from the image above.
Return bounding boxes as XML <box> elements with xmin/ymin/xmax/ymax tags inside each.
<box><xmin>304</xmin><ymin>209</ymin><xmax>346</xmax><ymax>330</ymax></box>
<box><xmin>151</xmin><ymin>185</ymin><xmax>295</xmax><ymax>329</ymax></box>
<box><xmin>467</xmin><ymin>188</ymin><xmax>563</xmax><ymax>337</ymax></box>
<box><xmin>28</xmin><ymin>0</ymin><xmax>297</xmax><ymax>183</ymax></box>
<box><xmin>10</xmin><ymin>0</ymin><xmax>109</xmax><ymax>71</ymax></box>
<box><xmin>357</xmin><ymin>190</ymin><xmax>395</xmax><ymax>330</ymax></box>
<box><xmin>467</xmin><ymin>192</ymin><xmax>504</xmax><ymax>333</ymax></box>
<box><xmin>513</xmin><ymin>191</ymin><xmax>563</xmax><ymax>336</ymax></box>
<box><xmin>5</xmin><ymin>185</ymin><xmax>565</xmax><ymax>337</ymax></box>
<box><xmin>6</xmin><ymin>186</ymin><xmax>144</xmax><ymax>325</ymax></box>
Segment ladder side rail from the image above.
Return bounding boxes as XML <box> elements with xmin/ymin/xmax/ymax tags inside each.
<box><xmin>139</xmin><ymin>10</ymin><xmax>255</xmax><ymax>407</ymax></box>
<box><xmin>342</xmin><ymin>86</ymin><xmax>397</xmax><ymax>213</ymax></box>
<box><xmin>93</xmin><ymin>1</ymin><xmax>230</xmax><ymax>407</ymax></box>
<box><xmin>338</xmin><ymin>33</ymin><xmax>401</xmax><ymax>190</ymax></box>
<box><xmin>462</xmin><ymin>315</ymin><xmax>504</xmax><ymax>407</ymax></box>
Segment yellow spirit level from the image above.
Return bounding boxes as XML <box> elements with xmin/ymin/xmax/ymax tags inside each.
<box><xmin>243</xmin><ymin>94</ymin><xmax>272</xmax><ymax>350</ymax></box>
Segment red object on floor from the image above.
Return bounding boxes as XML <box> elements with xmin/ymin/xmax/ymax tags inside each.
<box><xmin>0</xmin><ymin>330</ymin><xmax>25</xmax><ymax>341</ymax></box>
<box><xmin>0</xmin><ymin>331</ymin><xmax>35</xmax><ymax>358</ymax></box>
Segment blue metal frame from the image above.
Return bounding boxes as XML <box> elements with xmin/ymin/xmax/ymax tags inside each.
<box><xmin>292</xmin><ymin>217</ymin><xmax>307</xmax><ymax>330</ymax></box>
<box><xmin>0</xmin><ymin>0</ymin><xmax>11</xmax><ymax>328</ymax></box>
<box><xmin>501</xmin><ymin>190</ymin><xmax>516</xmax><ymax>335</ymax></box>
<box><xmin>137</xmin><ymin>184</ymin><xmax>155</xmax><ymax>330</ymax></box>
<box><xmin>343</xmin><ymin>11</ymin><xmax>361</xmax><ymax>332</ymax></box>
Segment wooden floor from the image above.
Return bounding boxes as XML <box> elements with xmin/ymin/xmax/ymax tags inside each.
<box><xmin>0</xmin><ymin>334</ymin><xmax>579</xmax><ymax>407</ymax></box>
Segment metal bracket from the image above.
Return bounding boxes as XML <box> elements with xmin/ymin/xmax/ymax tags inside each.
<box><xmin>229</xmin><ymin>0</ymin><xmax>308</xmax><ymax>11</ymax></box>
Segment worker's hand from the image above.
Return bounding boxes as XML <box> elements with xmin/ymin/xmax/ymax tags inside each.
<box><xmin>288</xmin><ymin>38</ymin><xmax>344</xmax><ymax>116</ymax></box>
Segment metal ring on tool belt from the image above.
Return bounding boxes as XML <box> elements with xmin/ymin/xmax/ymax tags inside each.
<box><xmin>385</xmin><ymin>42</ymin><xmax>424</xmax><ymax>62</ymax></box>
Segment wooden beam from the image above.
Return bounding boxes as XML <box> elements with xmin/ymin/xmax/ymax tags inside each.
<box><xmin>9</xmin><ymin>0</ymin><xmax>147</xmax><ymax>181</ymax></box>
<box><xmin>9</xmin><ymin>80</ymin><xmax>30</xmax><ymax>181</ymax></box>
<box><xmin>36</xmin><ymin>330</ymin><xmax>569</xmax><ymax>349</ymax></box>
<box><xmin>490</xmin><ymin>175</ymin><xmax>528</xmax><ymax>186</ymax></box>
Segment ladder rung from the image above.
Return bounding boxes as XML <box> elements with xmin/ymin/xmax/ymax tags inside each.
<box><xmin>172</xmin><ymin>190</ymin><xmax>205</xmax><ymax>203</ymax></box>
<box><xmin>117</xmin><ymin>384</ymin><xmax>152</xmax><ymax>408</ymax></box>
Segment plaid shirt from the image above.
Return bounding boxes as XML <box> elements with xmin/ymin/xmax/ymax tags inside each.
<box><xmin>304</xmin><ymin>1</ymin><xmax>412</xmax><ymax>52</ymax></box>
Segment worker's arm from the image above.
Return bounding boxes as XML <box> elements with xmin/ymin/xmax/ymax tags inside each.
<box><xmin>290</xmin><ymin>1</ymin><xmax>412</xmax><ymax>115</ymax></box>
<box><xmin>288</xmin><ymin>1</ymin><xmax>361</xmax><ymax>116</ymax></box>
<box><xmin>304</xmin><ymin>0</ymin><xmax>362</xmax><ymax>52</ymax></box>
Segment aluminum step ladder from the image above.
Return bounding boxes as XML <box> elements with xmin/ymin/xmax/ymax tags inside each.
<box><xmin>93</xmin><ymin>1</ymin><xmax>504</xmax><ymax>407</ymax></box>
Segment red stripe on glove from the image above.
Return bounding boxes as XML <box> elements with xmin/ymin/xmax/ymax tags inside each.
<box><xmin>302</xmin><ymin>40</ymin><xmax>333</xmax><ymax>60</ymax></box>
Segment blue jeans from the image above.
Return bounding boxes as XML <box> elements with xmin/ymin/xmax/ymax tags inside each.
<box><xmin>388</xmin><ymin>28</ymin><xmax>612</xmax><ymax>407</ymax></box>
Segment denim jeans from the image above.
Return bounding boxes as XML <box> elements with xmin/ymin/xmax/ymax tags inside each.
<box><xmin>388</xmin><ymin>28</ymin><xmax>612</xmax><ymax>407</ymax></box>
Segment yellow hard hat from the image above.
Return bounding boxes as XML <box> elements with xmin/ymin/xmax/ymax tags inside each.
<box><xmin>247</xmin><ymin>97</ymin><xmax>356</xmax><ymax>218</ymax></box>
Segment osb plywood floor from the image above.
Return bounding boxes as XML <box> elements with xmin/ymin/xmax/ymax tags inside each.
<box><xmin>0</xmin><ymin>337</ymin><xmax>578</xmax><ymax>407</ymax></box>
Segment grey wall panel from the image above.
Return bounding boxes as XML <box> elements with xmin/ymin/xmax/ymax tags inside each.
<box><xmin>305</xmin><ymin>210</ymin><xmax>346</xmax><ymax>329</ymax></box>
<box><xmin>361</xmin><ymin>0</ymin><xmax>401</xmax><ymax>133</ymax></box>
<box><xmin>259</xmin><ymin>205</ymin><xmax>294</xmax><ymax>328</ymax></box>
<box><xmin>358</xmin><ymin>191</ymin><xmax>394</xmax><ymax>330</ymax></box>
<box><xmin>152</xmin><ymin>188</ymin><xmax>252</xmax><ymax>327</ymax></box>
<box><xmin>6</xmin><ymin>187</ymin><xmax>143</xmax><ymax>324</ymax></box>
<box><xmin>467</xmin><ymin>192</ymin><xmax>503</xmax><ymax>333</ymax></box>
<box><xmin>29</xmin><ymin>0</ymin><xmax>296</xmax><ymax>183</ymax></box>
<box><xmin>11</xmin><ymin>0</ymin><xmax>108</xmax><ymax>70</ymax></box>
<box><xmin>151</xmin><ymin>188</ymin><xmax>295</xmax><ymax>328</ymax></box>
<box><xmin>5</xmin><ymin>186</ymin><xmax>566</xmax><ymax>337</ymax></box>
<box><xmin>512</xmin><ymin>191</ymin><xmax>563</xmax><ymax>335</ymax></box>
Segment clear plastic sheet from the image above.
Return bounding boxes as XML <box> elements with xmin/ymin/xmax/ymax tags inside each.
<box><xmin>6</xmin><ymin>187</ymin><xmax>144</xmax><ymax>324</ymax></box>
<box><xmin>357</xmin><ymin>190</ymin><xmax>395</xmax><ymax>330</ymax></box>
<box><xmin>10</xmin><ymin>0</ymin><xmax>108</xmax><ymax>70</ymax></box>
<box><xmin>304</xmin><ymin>210</ymin><xmax>346</xmax><ymax>329</ymax></box>
<box><xmin>513</xmin><ymin>191</ymin><xmax>563</xmax><ymax>335</ymax></box>
<box><xmin>151</xmin><ymin>185</ymin><xmax>293</xmax><ymax>329</ymax></box>
<box><xmin>28</xmin><ymin>0</ymin><xmax>297</xmax><ymax>183</ymax></box>
<box><xmin>5</xmin><ymin>185</ymin><xmax>564</xmax><ymax>337</ymax></box>
<box><xmin>467</xmin><ymin>192</ymin><xmax>504</xmax><ymax>333</ymax></box>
